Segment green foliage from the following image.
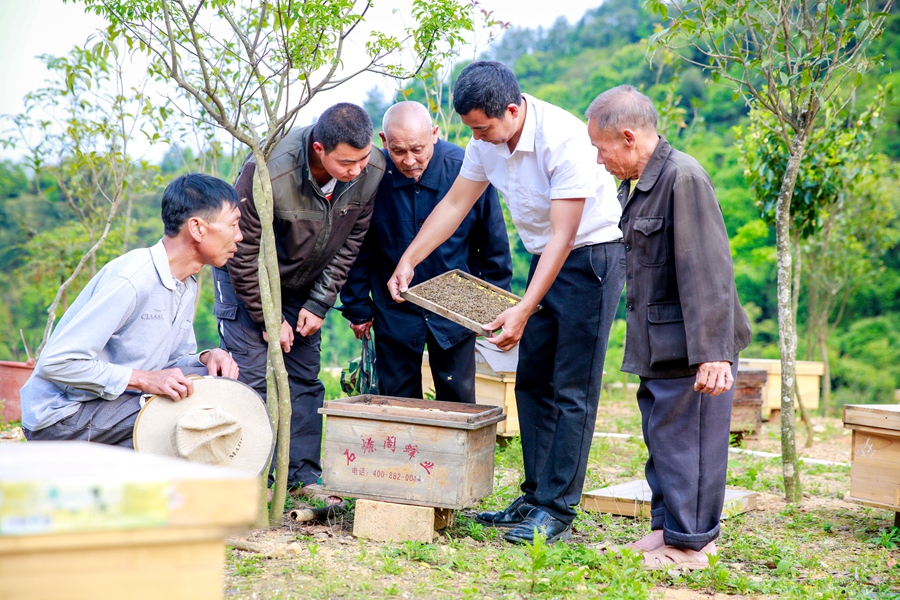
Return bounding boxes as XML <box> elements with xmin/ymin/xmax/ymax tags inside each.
<box><xmin>736</xmin><ymin>93</ymin><xmax>886</xmax><ymax>239</ymax></box>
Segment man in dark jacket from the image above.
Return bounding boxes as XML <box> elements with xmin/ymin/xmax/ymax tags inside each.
<box><xmin>586</xmin><ymin>86</ymin><xmax>751</xmax><ymax>568</ymax></box>
<box><xmin>340</xmin><ymin>101</ymin><xmax>512</xmax><ymax>403</ymax></box>
<box><xmin>214</xmin><ymin>103</ymin><xmax>386</xmax><ymax>501</ymax></box>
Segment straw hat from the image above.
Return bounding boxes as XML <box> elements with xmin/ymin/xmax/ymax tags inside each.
<box><xmin>133</xmin><ymin>376</ymin><xmax>273</xmax><ymax>475</ymax></box>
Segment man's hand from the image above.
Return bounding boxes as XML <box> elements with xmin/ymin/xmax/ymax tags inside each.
<box><xmin>694</xmin><ymin>361</ymin><xmax>734</xmax><ymax>396</ymax></box>
<box><xmin>262</xmin><ymin>320</ymin><xmax>294</xmax><ymax>353</ymax></box>
<box><xmin>483</xmin><ymin>304</ymin><xmax>532</xmax><ymax>351</ymax></box>
<box><xmin>129</xmin><ymin>368</ymin><xmax>195</xmax><ymax>401</ymax></box>
<box><xmin>350</xmin><ymin>321</ymin><xmax>373</xmax><ymax>340</ymax></box>
<box><xmin>297</xmin><ymin>308</ymin><xmax>324</xmax><ymax>337</ymax></box>
<box><xmin>388</xmin><ymin>261</ymin><xmax>414</xmax><ymax>303</ymax></box>
<box><xmin>201</xmin><ymin>348</ymin><xmax>240</xmax><ymax>379</ymax></box>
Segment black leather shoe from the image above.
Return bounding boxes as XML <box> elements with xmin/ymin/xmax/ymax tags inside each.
<box><xmin>475</xmin><ymin>496</ymin><xmax>534</xmax><ymax>528</ymax></box>
<box><xmin>502</xmin><ymin>507</ymin><xmax>572</xmax><ymax>544</ymax></box>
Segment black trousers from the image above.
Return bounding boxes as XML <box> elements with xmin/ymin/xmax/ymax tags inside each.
<box><xmin>516</xmin><ymin>241</ymin><xmax>625</xmax><ymax>524</ymax></box>
<box><xmin>375</xmin><ymin>330</ymin><xmax>477</xmax><ymax>403</ymax></box>
<box><xmin>213</xmin><ymin>267</ymin><xmax>324</xmax><ymax>489</ymax></box>
<box><xmin>638</xmin><ymin>358</ymin><xmax>738</xmax><ymax>551</ymax></box>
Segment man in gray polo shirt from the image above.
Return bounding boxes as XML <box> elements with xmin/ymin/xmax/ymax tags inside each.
<box><xmin>21</xmin><ymin>173</ymin><xmax>241</xmax><ymax>447</ymax></box>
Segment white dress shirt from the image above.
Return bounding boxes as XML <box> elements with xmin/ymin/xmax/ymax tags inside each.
<box><xmin>459</xmin><ymin>93</ymin><xmax>622</xmax><ymax>254</ymax></box>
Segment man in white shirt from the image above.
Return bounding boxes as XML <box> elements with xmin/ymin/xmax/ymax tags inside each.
<box><xmin>389</xmin><ymin>61</ymin><xmax>624</xmax><ymax>544</ymax></box>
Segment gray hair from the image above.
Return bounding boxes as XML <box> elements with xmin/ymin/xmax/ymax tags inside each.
<box><xmin>382</xmin><ymin>101</ymin><xmax>433</xmax><ymax>138</ymax></box>
<box><xmin>585</xmin><ymin>85</ymin><xmax>658</xmax><ymax>134</ymax></box>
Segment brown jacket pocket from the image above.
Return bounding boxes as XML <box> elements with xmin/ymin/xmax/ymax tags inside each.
<box><xmin>647</xmin><ymin>301</ymin><xmax>689</xmax><ymax>368</ymax></box>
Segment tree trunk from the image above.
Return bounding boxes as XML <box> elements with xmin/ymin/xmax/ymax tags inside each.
<box><xmin>250</xmin><ymin>154</ymin><xmax>294</xmax><ymax>527</ymax></box>
<box><xmin>790</xmin><ymin>236</ymin><xmax>814</xmax><ymax>449</ymax></box>
<box><xmin>775</xmin><ymin>132</ymin><xmax>807</xmax><ymax>504</ymax></box>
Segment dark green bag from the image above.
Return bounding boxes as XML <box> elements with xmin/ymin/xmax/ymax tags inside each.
<box><xmin>340</xmin><ymin>336</ymin><xmax>379</xmax><ymax>396</ymax></box>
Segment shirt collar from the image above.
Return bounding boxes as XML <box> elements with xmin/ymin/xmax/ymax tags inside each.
<box><xmin>150</xmin><ymin>240</ymin><xmax>178</xmax><ymax>291</ymax></box>
<box><xmin>512</xmin><ymin>94</ymin><xmax>537</xmax><ymax>155</ymax></box>
<box><xmin>635</xmin><ymin>136</ymin><xmax>672</xmax><ymax>193</ymax></box>
<box><xmin>387</xmin><ymin>141</ymin><xmax>445</xmax><ymax>191</ymax></box>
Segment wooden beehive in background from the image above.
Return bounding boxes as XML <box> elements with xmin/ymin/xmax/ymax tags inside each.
<box><xmin>319</xmin><ymin>395</ymin><xmax>505</xmax><ymax>509</ymax></box>
<box><xmin>731</xmin><ymin>369</ymin><xmax>766</xmax><ymax>439</ymax></box>
<box><xmin>739</xmin><ymin>358</ymin><xmax>823</xmax><ymax>418</ymax></box>
<box><xmin>422</xmin><ymin>340</ymin><xmax>519</xmax><ymax>436</ymax></box>
<box><xmin>843</xmin><ymin>404</ymin><xmax>900</xmax><ymax>512</ymax></box>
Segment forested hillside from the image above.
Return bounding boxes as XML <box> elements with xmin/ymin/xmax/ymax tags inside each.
<box><xmin>1</xmin><ymin>0</ymin><xmax>898</xmax><ymax>413</ymax></box>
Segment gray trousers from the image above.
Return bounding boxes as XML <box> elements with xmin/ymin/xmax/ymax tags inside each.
<box><xmin>637</xmin><ymin>358</ymin><xmax>738</xmax><ymax>551</ymax></box>
<box><xmin>516</xmin><ymin>242</ymin><xmax>625</xmax><ymax>525</ymax></box>
<box><xmin>23</xmin><ymin>392</ymin><xmax>144</xmax><ymax>447</ymax></box>
<box><xmin>213</xmin><ymin>267</ymin><xmax>324</xmax><ymax>489</ymax></box>
<box><xmin>22</xmin><ymin>364</ymin><xmax>209</xmax><ymax>447</ymax></box>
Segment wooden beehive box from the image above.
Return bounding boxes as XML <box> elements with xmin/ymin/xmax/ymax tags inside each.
<box><xmin>319</xmin><ymin>395</ymin><xmax>505</xmax><ymax>509</ymax></box>
<box><xmin>422</xmin><ymin>340</ymin><xmax>520</xmax><ymax>436</ymax></box>
<box><xmin>843</xmin><ymin>404</ymin><xmax>900</xmax><ymax>511</ymax></box>
<box><xmin>738</xmin><ymin>358</ymin><xmax>823</xmax><ymax>418</ymax></box>
<box><xmin>731</xmin><ymin>369</ymin><xmax>766</xmax><ymax>439</ymax></box>
<box><xmin>0</xmin><ymin>442</ymin><xmax>258</xmax><ymax>600</ymax></box>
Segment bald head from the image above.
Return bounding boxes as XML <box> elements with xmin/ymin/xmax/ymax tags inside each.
<box><xmin>382</xmin><ymin>101</ymin><xmax>433</xmax><ymax>138</ymax></box>
<box><xmin>380</xmin><ymin>102</ymin><xmax>439</xmax><ymax>181</ymax></box>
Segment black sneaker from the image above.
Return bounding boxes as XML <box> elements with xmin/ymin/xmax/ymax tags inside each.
<box><xmin>474</xmin><ymin>496</ymin><xmax>534</xmax><ymax>528</ymax></box>
<box><xmin>502</xmin><ymin>507</ymin><xmax>572</xmax><ymax>544</ymax></box>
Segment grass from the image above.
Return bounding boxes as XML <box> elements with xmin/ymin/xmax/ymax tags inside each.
<box><xmin>225</xmin><ymin>394</ymin><xmax>899</xmax><ymax>599</ymax></box>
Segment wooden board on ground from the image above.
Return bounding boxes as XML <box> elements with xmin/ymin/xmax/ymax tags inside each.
<box><xmin>319</xmin><ymin>395</ymin><xmax>505</xmax><ymax>509</ymax></box>
<box><xmin>581</xmin><ymin>480</ymin><xmax>757</xmax><ymax>519</ymax></box>
<box><xmin>844</xmin><ymin>404</ymin><xmax>900</xmax><ymax>512</ymax></box>
<box><xmin>0</xmin><ymin>442</ymin><xmax>259</xmax><ymax>600</ymax></box>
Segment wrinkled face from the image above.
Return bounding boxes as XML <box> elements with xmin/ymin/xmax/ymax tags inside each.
<box><xmin>382</xmin><ymin>124</ymin><xmax>439</xmax><ymax>181</ymax></box>
<box><xmin>199</xmin><ymin>203</ymin><xmax>243</xmax><ymax>267</ymax></box>
<box><xmin>316</xmin><ymin>142</ymin><xmax>372</xmax><ymax>182</ymax></box>
<box><xmin>587</xmin><ymin>119</ymin><xmax>634</xmax><ymax>181</ymax></box>
<box><xmin>460</xmin><ymin>108</ymin><xmax>518</xmax><ymax>145</ymax></box>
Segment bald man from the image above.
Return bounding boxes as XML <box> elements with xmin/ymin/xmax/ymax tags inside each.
<box><xmin>341</xmin><ymin>102</ymin><xmax>512</xmax><ymax>403</ymax></box>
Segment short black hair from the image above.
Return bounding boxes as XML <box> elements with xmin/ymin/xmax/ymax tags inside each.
<box><xmin>453</xmin><ymin>61</ymin><xmax>522</xmax><ymax>119</ymax></box>
<box><xmin>161</xmin><ymin>173</ymin><xmax>239</xmax><ymax>237</ymax></box>
<box><xmin>312</xmin><ymin>103</ymin><xmax>373</xmax><ymax>152</ymax></box>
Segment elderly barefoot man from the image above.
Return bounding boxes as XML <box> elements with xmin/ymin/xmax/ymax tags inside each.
<box><xmin>21</xmin><ymin>173</ymin><xmax>241</xmax><ymax>446</ymax></box>
<box><xmin>341</xmin><ymin>101</ymin><xmax>511</xmax><ymax>403</ymax></box>
<box><xmin>586</xmin><ymin>85</ymin><xmax>752</xmax><ymax>569</ymax></box>
<box><xmin>389</xmin><ymin>61</ymin><xmax>624</xmax><ymax>544</ymax></box>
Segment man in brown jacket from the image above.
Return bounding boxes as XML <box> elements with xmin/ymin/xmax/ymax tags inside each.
<box><xmin>586</xmin><ymin>86</ymin><xmax>751</xmax><ymax>569</ymax></box>
<box><xmin>213</xmin><ymin>103</ymin><xmax>386</xmax><ymax>502</ymax></box>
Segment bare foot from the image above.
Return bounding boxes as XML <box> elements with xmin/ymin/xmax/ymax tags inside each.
<box><xmin>641</xmin><ymin>541</ymin><xmax>717</xmax><ymax>570</ymax></box>
<box><xmin>628</xmin><ymin>530</ymin><xmax>665</xmax><ymax>552</ymax></box>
